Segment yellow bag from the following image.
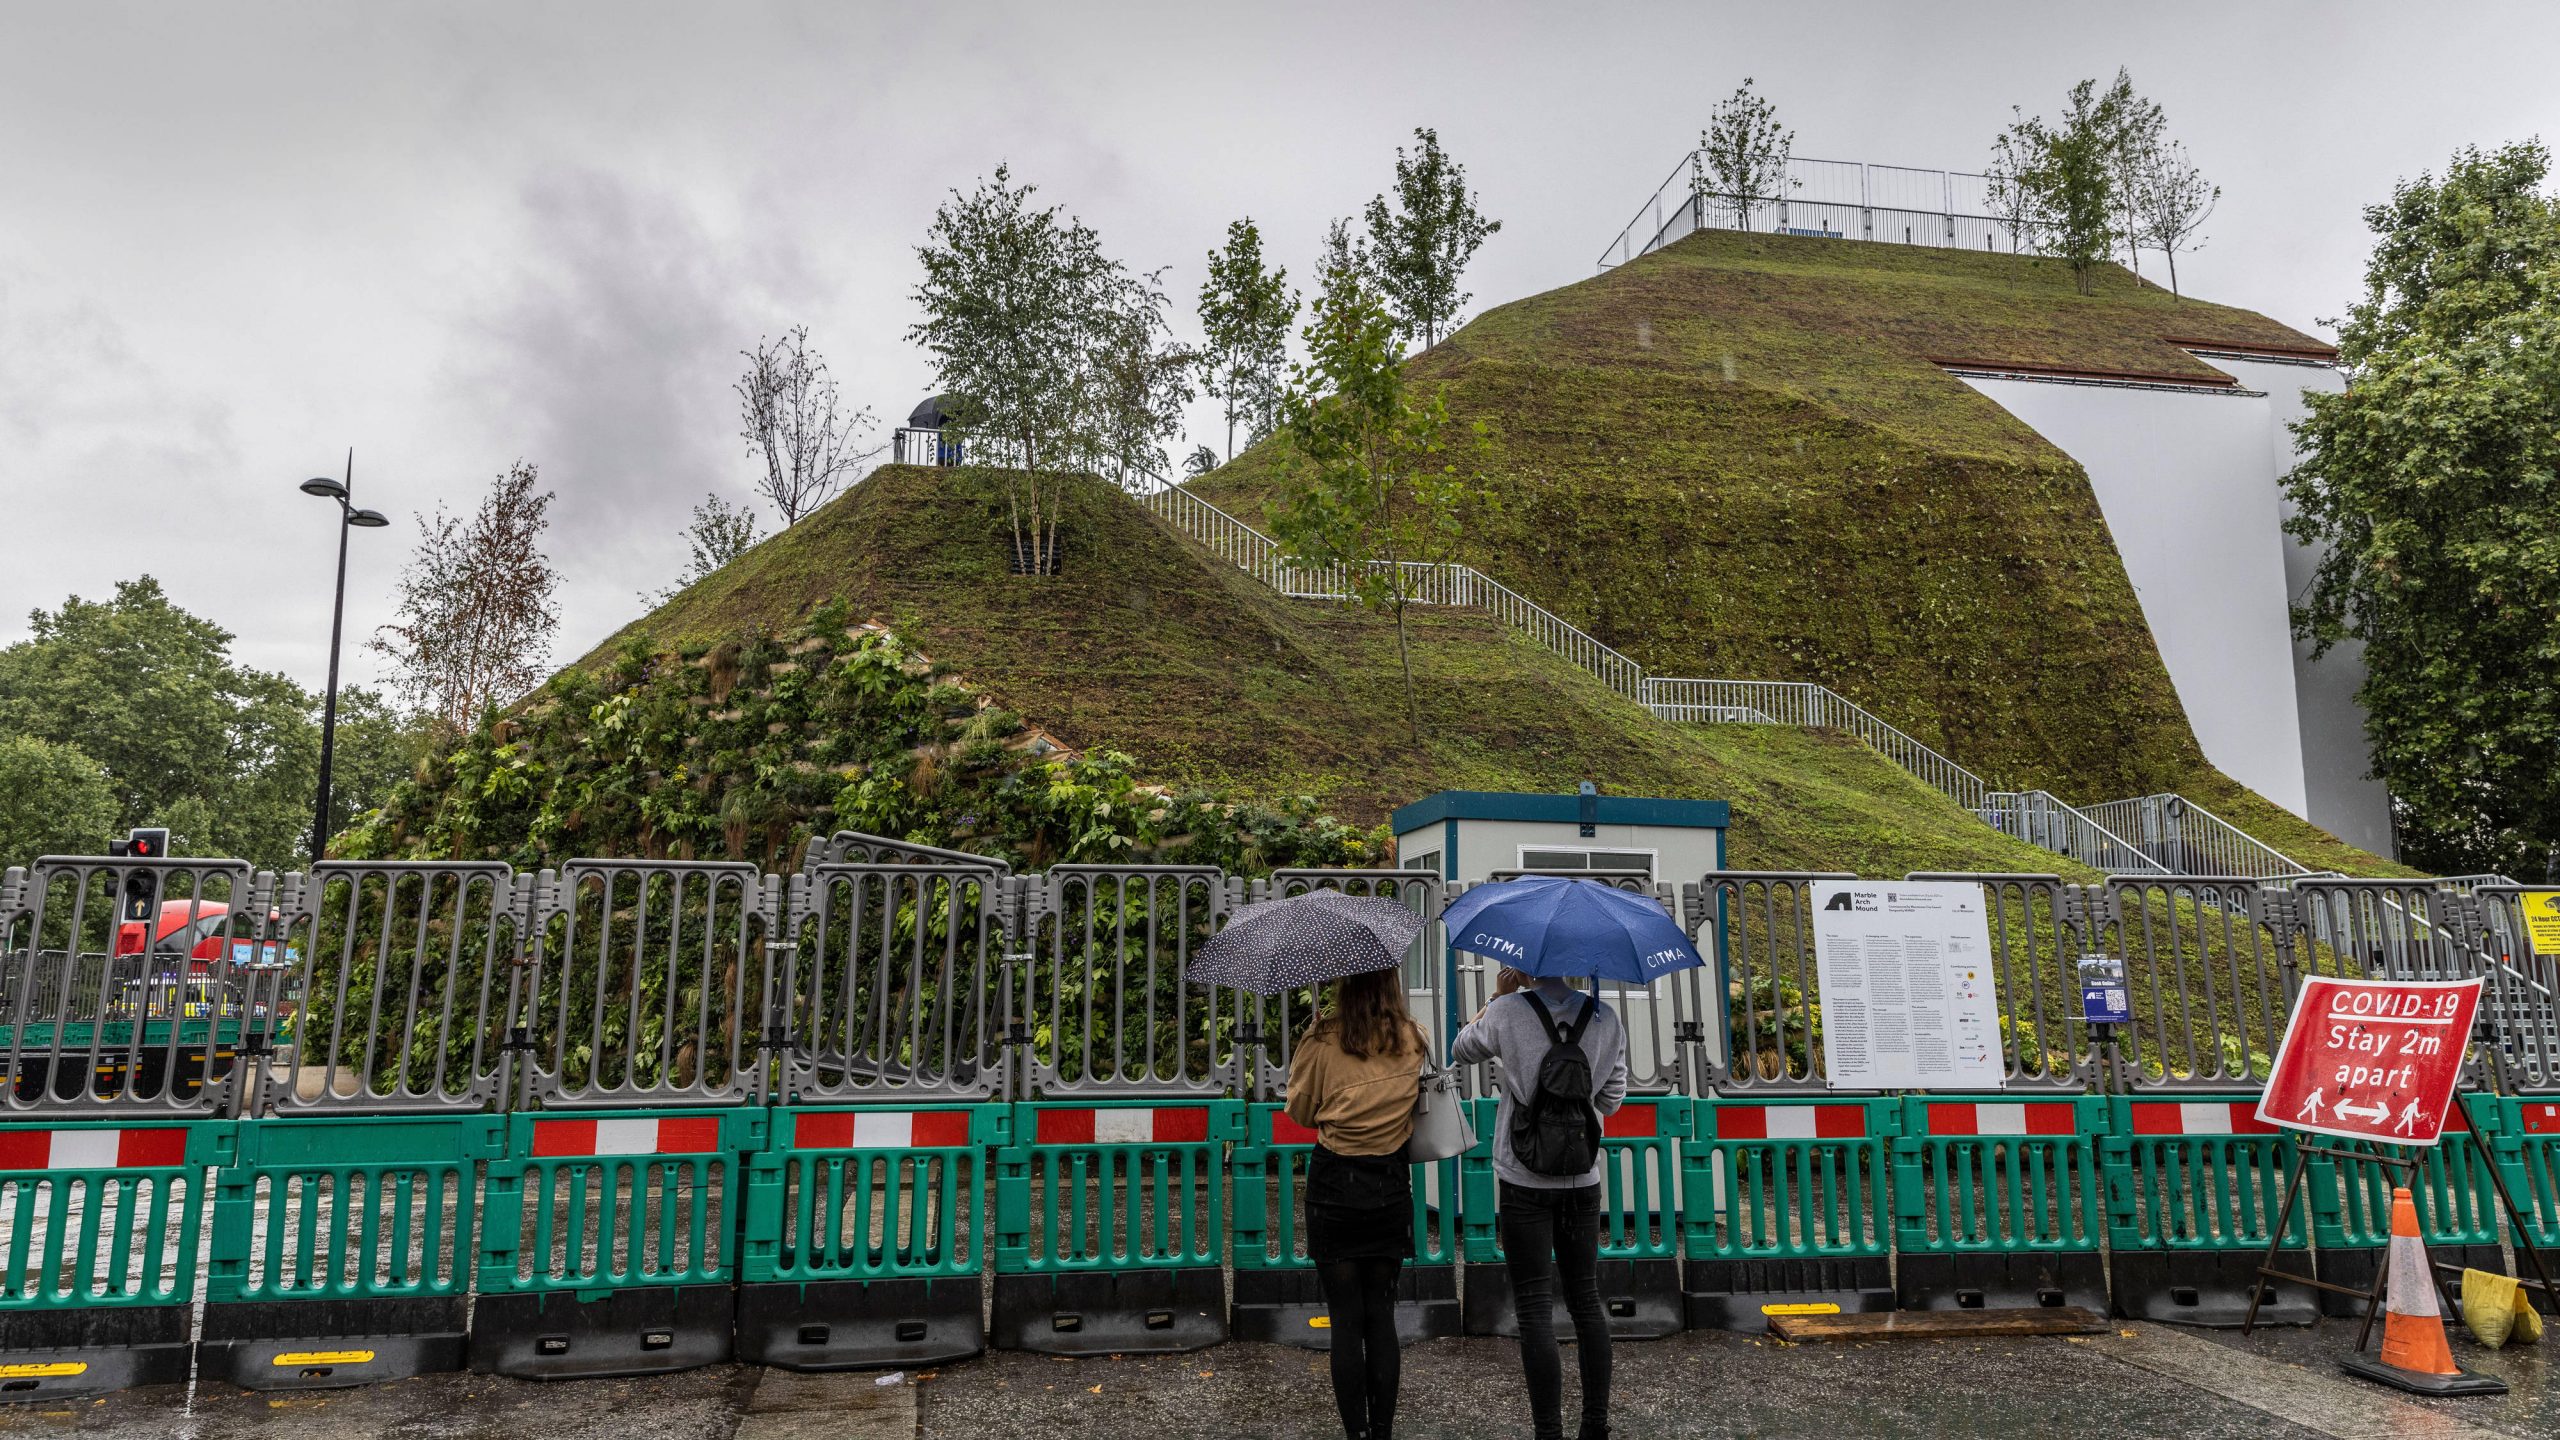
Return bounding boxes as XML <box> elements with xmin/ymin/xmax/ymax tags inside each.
<box><xmin>2460</xmin><ymin>1267</ymin><xmax>2543</xmax><ymax>1348</ymax></box>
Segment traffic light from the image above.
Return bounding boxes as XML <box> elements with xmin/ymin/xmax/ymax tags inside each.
<box><xmin>108</xmin><ymin>827</ymin><xmax>171</xmax><ymax>921</ymax></box>
<box><xmin>109</xmin><ymin>827</ymin><xmax>171</xmax><ymax>860</ymax></box>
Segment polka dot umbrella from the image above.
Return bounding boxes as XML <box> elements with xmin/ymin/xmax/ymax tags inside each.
<box><xmin>1187</xmin><ymin>890</ymin><xmax>1432</xmax><ymax>996</ymax></box>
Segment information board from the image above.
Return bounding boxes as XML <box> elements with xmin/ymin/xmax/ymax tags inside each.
<box><xmin>1809</xmin><ymin>880</ymin><xmax>2004</xmax><ymax>1090</ymax></box>
<box><xmin>2255</xmin><ymin>975</ymin><xmax>2481</xmax><ymax>1146</ymax></box>
<box><xmin>2519</xmin><ymin>890</ymin><xmax>2560</xmax><ymax>958</ymax></box>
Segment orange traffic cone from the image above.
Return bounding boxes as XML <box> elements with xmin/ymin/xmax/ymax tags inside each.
<box><xmin>2339</xmin><ymin>1187</ymin><xmax>2507</xmax><ymax>1397</ymax></box>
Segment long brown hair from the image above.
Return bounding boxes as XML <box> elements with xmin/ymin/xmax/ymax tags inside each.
<box><xmin>1309</xmin><ymin>967</ymin><xmax>1423</xmax><ymax>1061</ymax></box>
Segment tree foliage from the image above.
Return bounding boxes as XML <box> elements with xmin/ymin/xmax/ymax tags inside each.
<box><xmin>373</xmin><ymin>461</ymin><xmax>560</xmax><ymax>735</ymax></box>
<box><xmin>645</xmin><ymin>492</ymin><xmax>762</xmax><ymax>607</ymax></box>
<box><xmin>737</xmin><ymin>326</ymin><xmax>877</xmax><ymax>525</ymax></box>
<box><xmin>1989</xmin><ymin>78</ymin><xmax>2129</xmax><ymax>293</ymax></box>
<box><xmin>2135</xmin><ymin>138</ymin><xmax>2218</xmax><ymax>299</ymax></box>
<box><xmin>2099</xmin><ymin>69</ymin><xmax>2164</xmax><ymax>282</ymax></box>
<box><xmin>1697</xmin><ymin>78</ymin><xmax>1795</xmax><ymax>230</ymax></box>
<box><xmin>1269</xmin><ymin>249</ymin><xmax>1480</xmax><ymax>743</ymax></box>
<box><xmin>2286</xmin><ymin>141</ymin><xmax>2560</xmax><ymax>874</ymax></box>
<box><xmin>0</xmin><ymin>735</ymin><xmax>118</xmax><ymax>868</ymax></box>
<box><xmin>1198</xmin><ymin>218</ymin><xmax>1296</xmax><ymax>462</ymax></box>
<box><xmin>0</xmin><ymin>577</ymin><xmax>321</xmax><ymax>868</ymax></box>
<box><xmin>910</xmin><ymin>165</ymin><xmax>1188</xmax><ymax>573</ymax></box>
<box><xmin>1360</xmin><ymin>128</ymin><xmax>1501</xmax><ymax>350</ymax></box>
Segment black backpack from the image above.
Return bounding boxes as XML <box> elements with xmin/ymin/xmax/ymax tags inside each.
<box><xmin>1512</xmin><ymin>991</ymin><xmax>1601</xmax><ymax>1177</ymax></box>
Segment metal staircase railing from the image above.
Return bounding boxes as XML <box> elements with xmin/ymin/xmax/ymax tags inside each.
<box><xmin>1145</xmin><ymin>484</ymin><xmax>2302</xmax><ymax>879</ymax></box>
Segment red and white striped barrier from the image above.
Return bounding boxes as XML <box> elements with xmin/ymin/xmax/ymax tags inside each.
<box><xmin>1921</xmin><ymin>1101</ymin><xmax>2077</xmax><ymax>1137</ymax></box>
<box><xmin>1032</xmin><ymin>1108</ymin><xmax>1211</xmax><ymax>1145</ymax></box>
<box><xmin>2125</xmin><ymin>1102</ymin><xmax>2280</xmax><ymax>1137</ymax></box>
<box><xmin>1707</xmin><ymin>1104</ymin><xmax>1868</xmax><ymax>1140</ymax></box>
<box><xmin>790</xmin><ymin>1110</ymin><xmax>974</xmax><ymax>1149</ymax></box>
<box><xmin>0</xmin><ymin>1127</ymin><xmax>190</xmax><ymax>1169</ymax></box>
<box><xmin>529</xmin><ymin>1116</ymin><xmax>724</xmax><ymax>1157</ymax></box>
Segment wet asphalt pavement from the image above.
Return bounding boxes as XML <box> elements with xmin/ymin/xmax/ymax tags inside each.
<box><xmin>1</xmin><ymin>1317</ymin><xmax>2548</xmax><ymax>1439</ymax></box>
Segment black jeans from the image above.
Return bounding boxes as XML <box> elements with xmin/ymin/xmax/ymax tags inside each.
<box><xmin>1498</xmin><ymin>1180</ymin><xmax>1610</xmax><ymax>1440</ymax></box>
<box><xmin>1315</xmin><ymin>1256</ymin><xmax>1403</xmax><ymax>1439</ymax></box>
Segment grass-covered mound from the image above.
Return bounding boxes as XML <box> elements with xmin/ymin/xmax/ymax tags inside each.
<box><xmin>1192</xmin><ymin>229</ymin><xmax>2399</xmax><ymax>875</ymax></box>
<box><xmin>415</xmin><ymin>461</ymin><xmax>2071</xmax><ymax>878</ymax></box>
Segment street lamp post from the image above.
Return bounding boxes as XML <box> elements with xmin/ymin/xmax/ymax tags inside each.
<box><xmin>301</xmin><ymin>451</ymin><xmax>391</xmax><ymax>865</ymax></box>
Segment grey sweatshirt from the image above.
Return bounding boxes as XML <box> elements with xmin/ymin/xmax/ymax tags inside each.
<box><xmin>1449</xmin><ymin>979</ymin><xmax>1630</xmax><ymax>1190</ymax></box>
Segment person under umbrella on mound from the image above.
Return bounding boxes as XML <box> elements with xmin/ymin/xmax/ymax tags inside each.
<box><xmin>1446</xmin><ymin>875</ymin><xmax>1705</xmax><ymax>1440</ymax></box>
<box><xmin>1190</xmin><ymin>889</ymin><xmax>1431</xmax><ymax>1440</ymax></box>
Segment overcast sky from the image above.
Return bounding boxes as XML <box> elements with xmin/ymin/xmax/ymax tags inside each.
<box><xmin>5</xmin><ymin>1</ymin><xmax>2557</xmax><ymax>696</ymax></box>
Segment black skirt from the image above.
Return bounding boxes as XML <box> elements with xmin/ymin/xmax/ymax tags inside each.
<box><xmin>1304</xmin><ymin>1144</ymin><xmax>1415</xmax><ymax>1263</ymax></box>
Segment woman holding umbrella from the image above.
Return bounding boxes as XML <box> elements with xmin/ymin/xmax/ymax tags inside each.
<box><xmin>1189</xmin><ymin>890</ymin><xmax>1431</xmax><ymax>1440</ymax></box>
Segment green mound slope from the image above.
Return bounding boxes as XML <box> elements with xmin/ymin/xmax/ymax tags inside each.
<box><xmin>580</xmin><ymin>463</ymin><xmax>2072</xmax><ymax>876</ymax></box>
<box><xmin>1193</xmin><ymin>229</ymin><xmax>2398</xmax><ymax>876</ymax></box>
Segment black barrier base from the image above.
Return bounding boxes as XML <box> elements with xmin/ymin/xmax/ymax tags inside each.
<box><xmin>737</xmin><ymin>1277</ymin><xmax>984</xmax><ymax>1370</ymax></box>
<box><xmin>1461</xmin><ymin>1258</ymin><xmax>1684</xmax><ymax>1340</ymax></box>
<box><xmin>2340</xmin><ymin>1353</ymin><xmax>2509</xmax><ymax>1397</ymax></box>
<box><xmin>1681</xmin><ymin>1255</ymin><xmax>1892</xmax><ymax>1333</ymax></box>
<box><xmin>1230</xmin><ymin>1264</ymin><xmax>1462</xmax><ymax>1350</ymax></box>
<box><xmin>201</xmin><ymin>1296</ymin><xmax>466</xmax><ymax>1390</ymax></box>
<box><xmin>467</xmin><ymin>1285</ymin><xmax>734</xmax><ymax>1378</ymax></box>
<box><xmin>2111</xmin><ymin>1250</ymin><xmax>2317</xmax><ymax>1328</ymax></box>
<box><xmin>992</xmin><ymin>1268</ymin><xmax>1225</xmax><ymax>1355</ymax></box>
<box><xmin>2312</xmin><ymin>1244</ymin><xmax>2504</xmax><ymax>1320</ymax></box>
<box><xmin>1896</xmin><ymin>1251</ymin><xmax>2108</xmax><ymax>1313</ymax></box>
<box><xmin>0</xmin><ymin>1304</ymin><xmax>191</xmax><ymax>1401</ymax></box>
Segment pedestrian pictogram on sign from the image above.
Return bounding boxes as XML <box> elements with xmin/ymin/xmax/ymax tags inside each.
<box><xmin>2255</xmin><ymin>976</ymin><xmax>2481</xmax><ymax>1147</ymax></box>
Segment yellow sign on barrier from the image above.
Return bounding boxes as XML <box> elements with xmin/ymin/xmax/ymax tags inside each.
<box><xmin>274</xmin><ymin>1350</ymin><xmax>375</xmax><ymax>1367</ymax></box>
<box><xmin>0</xmin><ymin>1362</ymin><xmax>87</xmax><ymax>1378</ymax></box>
<box><xmin>2521</xmin><ymin>891</ymin><xmax>2560</xmax><ymax>957</ymax></box>
<box><xmin>1761</xmin><ymin>1302</ymin><xmax>1842</xmax><ymax>1316</ymax></box>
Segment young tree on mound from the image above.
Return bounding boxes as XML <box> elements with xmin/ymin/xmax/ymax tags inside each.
<box><xmin>373</xmin><ymin>461</ymin><xmax>560</xmax><ymax>735</ymax></box>
<box><xmin>643</xmin><ymin>492</ymin><xmax>761</xmax><ymax>606</ymax></box>
<box><xmin>1361</xmin><ymin>128</ymin><xmax>1501</xmax><ymax>350</ymax></box>
<box><xmin>2135</xmin><ymin>138</ymin><xmax>2218</xmax><ymax>300</ymax></box>
<box><xmin>738</xmin><ymin>326</ymin><xmax>877</xmax><ymax>526</ymax></box>
<box><xmin>1269</xmin><ymin>249</ymin><xmax>1481</xmax><ymax>744</ymax></box>
<box><xmin>2287</xmin><ymin>141</ymin><xmax>2560</xmax><ymax>874</ymax></box>
<box><xmin>1198</xmin><ymin>218</ymin><xmax>1295</xmax><ymax>463</ymax></box>
<box><xmin>1989</xmin><ymin>78</ymin><xmax>2124</xmax><ymax>294</ymax></box>
<box><xmin>911</xmin><ymin>165</ymin><xmax>1187</xmax><ymax>572</ymax></box>
<box><xmin>1698</xmin><ymin>78</ymin><xmax>1794</xmax><ymax>233</ymax></box>
<box><xmin>2099</xmin><ymin>69</ymin><xmax>2164</xmax><ymax>283</ymax></box>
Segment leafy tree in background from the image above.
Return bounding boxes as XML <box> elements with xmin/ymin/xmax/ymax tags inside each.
<box><xmin>911</xmin><ymin>164</ymin><xmax>1185</xmax><ymax>571</ymax></box>
<box><xmin>1268</xmin><ymin>245</ymin><xmax>1480</xmax><ymax>743</ymax></box>
<box><xmin>2099</xmin><ymin>69</ymin><xmax>2164</xmax><ymax>282</ymax></box>
<box><xmin>1698</xmin><ymin>78</ymin><xmax>1795</xmax><ymax>231</ymax></box>
<box><xmin>1197</xmin><ymin>218</ymin><xmax>1295</xmax><ymax>462</ymax></box>
<box><xmin>373</xmin><ymin>461</ymin><xmax>560</xmax><ymax>734</ymax></box>
<box><xmin>0</xmin><ymin>735</ymin><xmax>118</xmax><ymax>868</ymax></box>
<box><xmin>0</xmin><ymin>577</ymin><xmax>319</xmax><ymax>868</ymax></box>
<box><xmin>737</xmin><ymin>326</ymin><xmax>878</xmax><ymax>525</ymax></box>
<box><xmin>1361</xmin><ymin>128</ymin><xmax>1501</xmax><ymax>350</ymax></box>
<box><xmin>1988</xmin><ymin>79</ymin><xmax>2125</xmax><ymax>294</ymax></box>
<box><xmin>643</xmin><ymin>492</ymin><xmax>762</xmax><ymax>606</ymax></box>
<box><xmin>2136</xmin><ymin>138</ymin><xmax>2219</xmax><ymax>299</ymax></box>
<box><xmin>2286</xmin><ymin>141</ymin><xmax>2560</xmax><ymax>874</ymax></box>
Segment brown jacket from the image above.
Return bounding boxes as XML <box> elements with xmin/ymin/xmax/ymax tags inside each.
<box><xmin>1284</xmin><ymin>1024</ymin><xmax>1423</xmax><ymax>1156</ymax></box>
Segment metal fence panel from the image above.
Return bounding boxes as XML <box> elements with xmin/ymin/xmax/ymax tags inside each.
<box><xmin>522</xmin><ymin>862</ymin><xmax>767</xmax><ymax>1110</ymax></box>
<box><xmin>259</xmin><ymin>862</ymin><xmax>515</xmax><ymax>1117</ymax></box>
<box><xmin>2432</xmin><ymin>885</ymin><xmax>2558</xmax><ymax>1092</ymax></box>
<box><xmin>1018</xmin><ymin>867</ymin><xmax>1238</xmax><ymax>1098</ymax></box>
<box><xmin>782</xmin><ymin>865</ymin><xmax>1008</xmax><ymax>1103</ymax></box>
<box><xmin>3</xmin><ymin>858</ymin><xmax>266</xmax><ymax>1116</ymax></box>
<box><xmin>1700</xmin><ymin>873</ymin><xmax>1854</xmax><ymax>1094</ymax></box>
<box><xmin>2103</xmin><ymin>877</ymin><xmax>2288</xmax><ymax>1091</ymax></box>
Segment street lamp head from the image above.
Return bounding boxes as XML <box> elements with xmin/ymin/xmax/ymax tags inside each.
<box><xmin>300</xmin><ymin>477</ymin><xmax>348</xmax><ymax>500</ymax></box>
<box><xmin>347</xmin><ymin>508</ymin><xmax>391</xmax><ymax>529</ymax></box>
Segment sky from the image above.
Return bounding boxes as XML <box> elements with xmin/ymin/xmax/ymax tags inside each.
<box><xmin>4</xmin><ymin>0</ymin><xmax>2558</xmax><ymax>697</ymax></box>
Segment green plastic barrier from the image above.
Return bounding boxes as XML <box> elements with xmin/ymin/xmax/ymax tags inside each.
<box><xmin>471</xmin><ymin>1107</ymin><xmax>761</xmax><ymax>1378</ymax></box>
<box><xmin>2100</xmin><ymin>1096</ymin><xmax>2313</xmax><ymax>1326</ymax></box>
<box><xmin>2498</xmin><ymin>1096</ymin><xmax>2560</xmax><ymax>1251</ymax></box>
<box><xmin>0</xmin><ymin>1118</ymin><xmax>229</xmax><ymax>1401</ymax></box>
<box><xmin>1892</xmin><ymin>1095</ymin><xmax>2108</xmax><ymax>1312</ymax></box>
<box><xmin>739</xmin><ymin>1103</ymin><xmax>1003</xmax><ymax>1371</ymax></box>
<box><xmin>1230</xmin><ymin>1104</ymin><xmax>1461</xmax><ymax>1348</ymax></box>
<box><xmin>202</xmin><ymin>1112</ymin><xmax>502</xmax><ymax>1391</ymax></box>
<box><xmin>1457</xmin><ymin>1093</ymin><xmax>1688</xmax><ymax>1339</ymax></box>
<box><xmin>993</xmin><ymin>1098</ymin><xmax>1242</xmax><ymax>1355</ymax></box>
<box><xmin>2305</xmin><ymin>1093</ymin><xmax>2507</xmax><ymax>1317</ymax></box>
<box><xmin>1681</xmin><ymin>1096</ymin><xmax>1895</xmax><ymax>1330</ymax></box>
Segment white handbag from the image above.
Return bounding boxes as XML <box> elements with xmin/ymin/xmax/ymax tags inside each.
<box><xmin>1406</xmin><ymin>1063</ymin><xmax>1477</xmax><ymax>1163</ymax></box>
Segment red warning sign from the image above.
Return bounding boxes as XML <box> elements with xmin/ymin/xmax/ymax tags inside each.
<box><xmin>2256</xmin><ymin>976</ymin><xmax>2481</xmax><ymax>1146</ymax></box>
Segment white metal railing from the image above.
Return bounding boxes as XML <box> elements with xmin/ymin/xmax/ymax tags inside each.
<box><xmin>2079</xmin><ymin>793</ymin><xmax>2311</xmax><ymax>882</ymax></box>
<box><xmin>1147</xmin><ymin>483</ymin><xmax>2312</xmax><ymax>880</ymax></box>
<box><xmin>1598</xmin><ymin>152</ymin><xmax>2055</xmax><ymax>271</ymax></box>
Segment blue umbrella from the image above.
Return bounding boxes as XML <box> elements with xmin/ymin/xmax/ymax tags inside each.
<box><xmin>1441</xmin><ymin>875</ymin><xmax>1705</xmax><ymax>984</ymax></box>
